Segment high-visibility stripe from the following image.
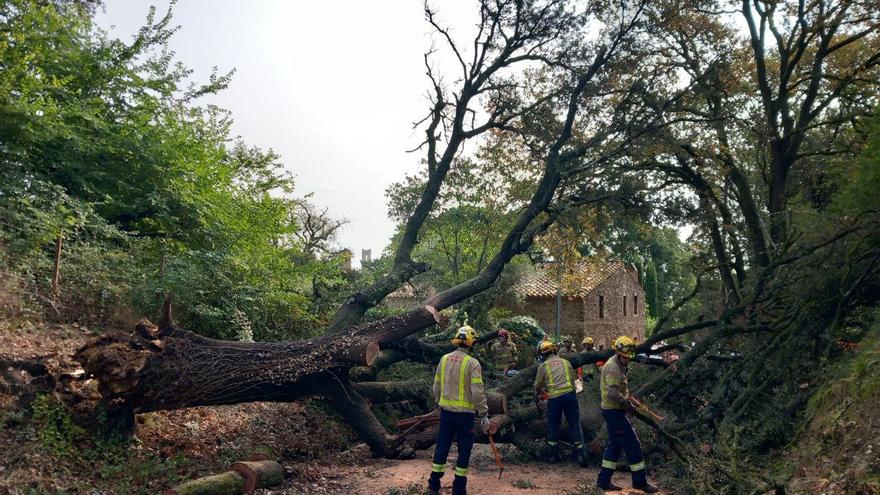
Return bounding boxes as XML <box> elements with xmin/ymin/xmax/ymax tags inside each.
<box><xmin>454</xmin><ymin>466</ymin><xmax>468</xmax><ymax>476</ymax></box>
<box><xmin>438</xmin><ymin>353</ymin><xmax>475</xmax><ymax>409</ymax></box>
<box><xmin>431</xmin><ymin>462</ymin><xmax>445</xmax><ymax>473</ymax></box>
<box><xmin>574</xmin><ymin>442</ymin><xmax>583</xmax><ymax>448</ymax></box>
<box><xmin>459</xmin><ymin>355</ymin><xmax>470</xmax><ymax>405</ymax></box>
<box><xmin>602</xmin><ymin>459</ymin><xmax>617</xmax><ymax>469</ymax></box>
<box><xmin>630</xmin><ymin>461</ymin><xmax>646</xmax><ymax>471</ymax></box>
<box><xmin>470</xmin><ymin>376</ymin><xmax>483</xmax><ymax>384</ymax></box>
<box><xmin>544</xmin><ymin>359</ymin><xmax>574</xmax><ymax>398</ymax></box>
<box><xmin>547</xmin><ymin>441</ymin><xmax>558</xmax><ymax>446</ymax></box>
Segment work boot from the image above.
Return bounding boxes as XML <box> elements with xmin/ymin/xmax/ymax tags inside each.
<box><xmin>427</xmin><ymin>472</ymin><xmax>442</xmax><ymax>495</ymax></box>
<box><xmin>451</xmin><ymin>475</ymin><xmax>468</xmax><ymax>495</ymax></box>
<box><xmin>633</xmin><ymin>482</ymin><xmax>660</xmax><ymax>493</ymax></box>
<box><xmin>597</xmin><ymin>481</ymin><xmax>623</xmax><ymax>491</ymax></box>
<box><xmin>546</xmin><ymin>448</ymin><xmax>559</xmax><ymax>464</ymax></box>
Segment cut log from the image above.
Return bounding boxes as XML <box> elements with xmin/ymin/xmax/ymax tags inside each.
<box><xmin>349</xmin><ymin>350</ymin><xmax>405</xmax><ymax>382</ymax></box>
<box><xmin>487</xmin><ymin>392</ymin><xmax>508</xmax><ymax>414</ymax></box>
<box><xmin>229</xmin><ymin>460</ymin><xmax>284</xmax><ymax>494</ymax></box>
<box><xmin>333</xmin><ymin>337</ymin><xmax>380</xmax><ymax>366</ymax></box>
<box><xmin>163</xmin><ymin>471</ymin><xmax>244</xmax><ymax>495</ymax></box>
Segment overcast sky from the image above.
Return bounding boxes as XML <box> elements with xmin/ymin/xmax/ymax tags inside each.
<box><xmin>95</xmin><ymin>1</ymin><xmax>476</xmax><ymax>264</ymax></box>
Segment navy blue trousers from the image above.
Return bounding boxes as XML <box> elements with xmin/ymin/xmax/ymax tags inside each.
<box><xmin>546</xmin><ymin>391</ymin><xmax>584</xmax><ymax>448</ymax></box>
<box><xmin>597</xmin><ymin>409</ymin><xmax>647</xmax><ymax>486</ymax></box>
<box><xmin>429</xmin><ymin>410</ymin><xmax>475</xmax><ymax>492</ymax></box>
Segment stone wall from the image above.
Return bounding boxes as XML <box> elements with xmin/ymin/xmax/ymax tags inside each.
<box><xmin>506</xmin><ymin>266</ymin><xmax>646</xmax><ymax>349</ymax></box>
<box><xmin>513</xmin><ymin>295</ymin><xmax>584</xmax><ymax>341</ymax></box>
<box><xmin>582</xmin><ymin>267</ymin><xmax>645</xmax><ymax>349</ymax></box>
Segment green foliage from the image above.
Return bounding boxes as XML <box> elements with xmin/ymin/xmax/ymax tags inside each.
<box><xmin>376</xmin><ymin>360</ymin><xmax>433</xmax><ymax>383</ymax></box>
<box><xmin>497</xmin><ymin>315</ymin><xmax>545</xmax><ymax>347</ymax></box>
<box><xmin>30</xmin><ymin>394</ymin><xmax>84</xmax><ymax>458</ymax></box>
<box><xmin>832</xmin><ymin>111</ymin><xmax>880</xmax><ymax>216</ymax></box>
<box><xmin>0</xmin><ymin>0</ymin><xmax>351</xmax><ymax>339</ymax></box>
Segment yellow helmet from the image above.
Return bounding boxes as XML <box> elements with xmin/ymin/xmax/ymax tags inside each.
<box><xmin>451</xmin><ymin>325</ymin><xmax>477</xmax><ymax>347</ymax></box>
<box><xmin>582</xmin><ymin>336</ymin><xmax>594</xmax><ymax>346</ymax></box>
<box><xmin>538</xmin><ymin>339</ymin><xmax>558</xmax><ymax>356</ymax></box>
<box><xmin>613</xmin><ymin>336</ymin><xmax>637</xmax><ymax>358</ymax></box>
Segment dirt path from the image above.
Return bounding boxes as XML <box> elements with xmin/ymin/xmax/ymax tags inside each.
<box><xmin>278</xmin><ymin>444</ymin><xmax>665</xmax><ymax>495</ymax></box>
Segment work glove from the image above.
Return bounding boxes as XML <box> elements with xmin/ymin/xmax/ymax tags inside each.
<box><xmin>480</xmin><ymin>415</ymin><xmax>491</xmax><ymax>434</ymax></box>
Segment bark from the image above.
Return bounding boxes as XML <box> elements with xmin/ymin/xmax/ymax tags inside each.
<box><xmin>74</xmin><ymin>307</ymin><xmax>438</xmax><ymax>413</ymax></box>
<box><xmin>163</xmin><ymin>471</ymin><xmax>244</xmax><ymax>495</ymax></box>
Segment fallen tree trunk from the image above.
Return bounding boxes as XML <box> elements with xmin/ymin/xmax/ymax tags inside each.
<box><xmin>163</xmin><ymin>471</ymin><xmax>245</xmax><ymax>495</ymax></box>
<box><xmin>74</xmin><ymin>306</ymin><xmax>439</xmax><ymax>414</ymax></box>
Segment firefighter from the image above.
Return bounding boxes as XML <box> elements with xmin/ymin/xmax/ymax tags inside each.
<box><xmin>489</xmin><ymin>328</ymin><xmax>518</xmax><ymax>374</ymax></box>
<box><xmin>582</xmin><ymin>336</ymin><xmax>595</xmax><ymax>352</ymax></box>
<box><xmin>534</xmin><ymin>340</ymin><xmax>588</xmax><ymax>466</ymax></box>
<box><xmin>597</xmin><ymin>336</ymin><xmax>659</xmax><ymax>493</ymax></box>
<box><xmin>578</xmin><ymin>336</ymin><xmax>596</xmax><ymax>381</ymax></box>
<box><xmin>558</xmin><ymin>335</ymin><xmax>577</xmax><ymax>360</ymax></box>
<box><xmin>428</xmin><ymin>325</ymin><xmax>491</xmax><ymax>495</ymax></box>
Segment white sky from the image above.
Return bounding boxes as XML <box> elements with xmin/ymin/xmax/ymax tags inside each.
<box><xmin>95</xmin><ymin>1</ymin><xmax>477</xmax><ymax>264</ymax></box>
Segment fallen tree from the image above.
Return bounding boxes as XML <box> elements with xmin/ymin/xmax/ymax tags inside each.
<box><xmin>73</xmin><ymin>0</ymin><xmax>667</xmax><ymax>459</ymax></box>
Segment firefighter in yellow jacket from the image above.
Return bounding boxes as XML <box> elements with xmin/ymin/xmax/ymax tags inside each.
<box><xmin>534</xmin><ymin>340</ymin><xmax>588</xmax><ymax>466</ymax></box>
<box><xmin>428</xmin><ymin>325</ymin><xmax>490</xmax><ymax>495</ymax></box>
<box><xmin>597</xmin><ymin>336</ymin><xmax>659</xmax><ymax>493</ymax></box>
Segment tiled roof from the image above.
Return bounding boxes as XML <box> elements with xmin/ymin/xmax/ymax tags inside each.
<box><xmin>514</xmin><ymin>260</ymin><xmax>626</xmax><ymax>298</ymax></box>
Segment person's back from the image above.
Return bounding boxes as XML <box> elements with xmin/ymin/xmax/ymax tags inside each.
<box><xmin>428</xmin><ymin>326</ymin><xmax>490</xmax><ymax>495</ymax></box>
<box><xmin>539</xmin><ymin>355</ymin><xmax>575</xmax><ymax>397</ymax></box>
<box><xmin>434</xmin><ymin>349</ymin><xmax>488</xmax><ymax>413</ymax></box>
<box><xmin>534</xmin><ymin>341</ymin><xmax>586</xmax><ymax>466</ymax></box>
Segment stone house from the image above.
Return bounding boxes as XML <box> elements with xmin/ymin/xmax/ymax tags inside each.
<box><xmin>505</xmin><ymin>260</ymin><xmax>645</xmax><ymax>350</ymax></box>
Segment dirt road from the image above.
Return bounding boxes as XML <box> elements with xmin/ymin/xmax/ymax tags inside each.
<box><xmin>278</xmin><ymin>444</ymin><xmax>664</xmax><ymax>495</ymax></box>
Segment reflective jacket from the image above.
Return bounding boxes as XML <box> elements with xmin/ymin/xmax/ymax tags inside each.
<box><xmin>534</xmin><ymin>355</ymin><xmax>575</xmax><ymax>398</ymax></box>
<box><xmin>489</xmin><ymin>341</ymin><xmax>517</xmax><ymax>368</ymax></box>
<box><xmin>600</xmin><ymin>353</ymin><xmax>629</xmax><ymax>410</ymax></box>
<box><xmin>433</xmin><ymin>349</ymin><xmax>489</xmax><ymax>416</ymax></box>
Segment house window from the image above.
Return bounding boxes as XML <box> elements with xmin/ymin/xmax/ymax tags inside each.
<box><xmin>634</xmin><ymin>295</ymin><xmax>638</xmax><ymax>315</ymax></box>
<box><xmin>623</xmin><ymin>295</ymin><xmax>627</xmax><ymax>316</ymax></box>
<box><xmin>599</xmin><ymin>295</ymin><xmax>604</xmax><ymax>319</ymax></box>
